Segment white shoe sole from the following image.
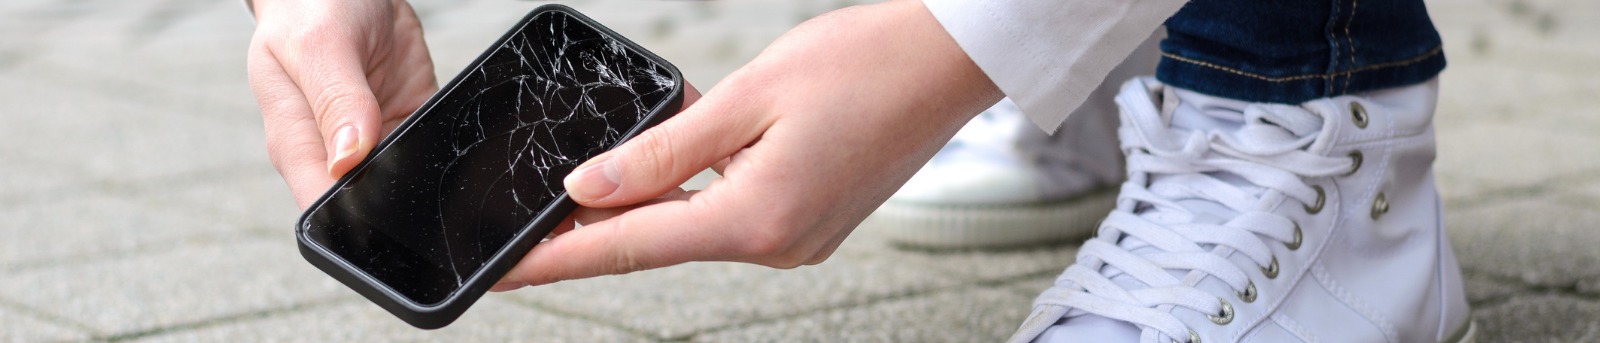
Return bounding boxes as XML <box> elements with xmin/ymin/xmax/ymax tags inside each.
<box><xmin>868</xmin><ymin>189</ymin><xmax>1116</xmax><ymax>249</ymax></box>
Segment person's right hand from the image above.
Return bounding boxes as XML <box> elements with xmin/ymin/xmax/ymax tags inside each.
<box><xmin>246</xmin><ymin>0</ymin><xmax>438</xmax><ymax>209</ymax></box>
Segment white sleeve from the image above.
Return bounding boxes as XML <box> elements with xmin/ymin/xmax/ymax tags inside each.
<box><xmin>923</xmin><ymin>0</ymin><xmax>1183</xmax><ymax>133</ymax></box>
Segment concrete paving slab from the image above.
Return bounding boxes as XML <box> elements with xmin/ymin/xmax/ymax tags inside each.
<box><xmin>0</xmin><ymin>192</ymin><xmax>244</xmax><ymax>269</ymax></box>
<box><xmin>0</xmin><ymin>78</ymin><xmax>268</xmax><ymax>185</ymax></box>
<box><xmin>147</xmin><ymin>169</ymin><xmax>300</xmax><ymax>235</ymax></box>
<box><xmin>1447</xmin><ymin>196</ymin><xmax>1600</xmax><ymax>288</ymax></box>
<box><xmin>0</xmin><ymin>306</ymin><xmax>91</xmax><ymax>343</ymax></box>
<box><xmin>0</xmin><ymin>152</ymin><xmax>87</xmax><ymax>202</ymax></box>
<box><xmin>1473</xmin><ymin>294</ymin><xmax>1600</xmax><ymax>342</ymax></box>
<box><xmin>0</xmin><ymin>238</ymin><xmax>348</xmax><ymax>337</ymax></box>
<box><xmin>693</xmin><ymin>288</ymin><xmax>1030</xmax><ymax>342</ymax></box>
<box><xmin>132</xmin><ymin>295</ymin><xmax>647</xmax><ymax>343</ymax></box>
<box><xmin>1435</xmin><ymin>123</ymin><xmax>1600</xmax><ymax>199</ymax></box>
<box><xmin>844</xmin><ymin>222</ymin><xmax>1082</xmax><ymax>283</ymax></box>
<box><xmin>1462</xmin><ymin>273</ymin><xmax>1528</xmax><ymax>305</ymax></box>
<box><xmin>1008</xmin><ymin>274</ymin><xmax>1058</xmax><ymax>299</ymax></box>
<box><xmin>505</xmin><ymin>253</ymin><xmax>963</xmax><ymax>340</ymax></box>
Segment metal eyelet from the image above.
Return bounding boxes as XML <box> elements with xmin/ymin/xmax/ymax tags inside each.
<box><xmin>1286</xmin><ymin>222</ymin><xmax>1303</xmax><ymax>251</ymax></box>
<box><xmin>1371</xmin><ymin>193</ymin><xmax>1389</xmax><ymax>219</ymax></box>
<box><xmin>1304</xmin><ymin>185</ymin><xmax>1325</xmax><ymax>214</ymax></box>
<box><xmin>1238</xmin><ymin>281</ymin><xmax>1258</xmax><ymax>303</ymax></box>
<box><xmin>1262</xmin><ymin>256</ymin><xmax>1280</xmax><ymax>279</ymax></box>
<box><xmin>1346</xmin><ymin>151</ymin><xmax>1363</xmax><ymax>176</ymax></box>
<box><xmin>1208</xmin><ymin>299</ymin><xmax>1235</xmax><ymax>325</ymax></box>
<box><xmin>1173</xmin><ymin>330</ymin><xmax>1202</xmax><ymax>343</ymax></box>
<box><xmin>1351</xmin><ymin>101</ymin><xmax>1369</xmax><ymax>129</ymax></box>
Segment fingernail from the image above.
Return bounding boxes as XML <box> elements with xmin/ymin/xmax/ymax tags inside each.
<box><xmin>565</xmin><ymin>154</ymin><xmax>621</xmax><ymax>202</ymax></box>
<box><xmin>329</xmin><ymin>125</ymin><xmax>359</xmax><ymax>174</ymax></box>
<box><xmin>490</xmin><ymin>281</ymin><xmax>528</xmax><ymax>292</ymax></box>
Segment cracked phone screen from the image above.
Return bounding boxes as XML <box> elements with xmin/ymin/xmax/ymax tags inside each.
<box><xmin>298</xmin><ymin>10</ymin><xmax>677</xmax><ymax>306</ymax></box>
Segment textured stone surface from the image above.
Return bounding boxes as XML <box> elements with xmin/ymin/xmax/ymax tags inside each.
<box><xmin>507</xmin><ymin>253</ymin><xmax>962</xmax><ymax>340</ymax></box>
<box><xmin>1473</xmin><ymin>294</ymin><xmax>1600</xmax><ymax>342</ymax></box>
<box><xmin>0</xmin><ymin>239</ymin><xmax>348</xmax><ymax>337</ymax></box>
<box><xmin>133</xmin><ymin>296</ymin><xmax>647</xmax><ymax>343</ymax></box>
<box><xmin>694</xmin><ymin>288</ymin><xmax>1032</xmax><ymax>342</ymax></box>
<box><xmin>1447</xmin><ymin>197</ymin><xmax>1600</xmax><ymax>288</ymax></box>
<box><xmin>0</xmin><ymin>192</ymin><xmax>241</xmax><ymax>269</ymax></box>
<box><xmin>0</xmin><ymin>307</ymin><xmax>91</xmax><ymax>343</ymax></box>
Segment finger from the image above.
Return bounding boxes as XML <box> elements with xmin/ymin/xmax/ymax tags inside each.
<box><xmin>271</xmin><ymin>31</ymin><xmax>385</xmax><ymax>178</ymax></box>
<box><xmin>710</xmin><ymin>157</ymin><xmax>732</xmax><ymax>176</ymax></box>
<box><xmin>562</xmin><ymin>84</ymin><xmax>767</xmax><ymax>208</ymax></box>
<box><xmin>571</xmin><ymin>188</ymin><xmax>694</xmax><ymax>225</ymax></box>
<box><xmin>805</xmin><ymin>229</ymin><xmax>853</xmax><ymax>265</ymax></box>
<box><xmin>248</xmin><ymin>47</ymin><xmax>338</xmax><ymax>209</ymax></box>
<box><xmin>500</xmin><ymin>199</ymin><xmax>732</xmax><ymax>286</ymax></box>
<box><xmin>544</xmin><ymin>215</ymin><xmax>578</xmax><ymax>239</ymax></box>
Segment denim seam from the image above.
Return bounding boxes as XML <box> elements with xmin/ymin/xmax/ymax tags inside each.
<box><xmin>1341</xmin><ymin>0</ymin><xmax>1360</xmax><ymax>94</ymax></box>
<box><xmin>1159</xmin><ymin>46</ymin><xmax>1442</xmax><ymax>84</ymax></box>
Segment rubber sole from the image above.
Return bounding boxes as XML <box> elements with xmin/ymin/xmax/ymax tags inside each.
<box><xmin>867</xmin><ymin>189</ymin><xmax>1117</xmax><ymax>249</ymax></box>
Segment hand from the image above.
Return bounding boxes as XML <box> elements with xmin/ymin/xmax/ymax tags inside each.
<box><xmin>495</xmin><ymin>0</ymin><xmax>1002</xmax><ymax>289</ymax></box>
<box><xmin>246</xmin><ymin>0</ymin><xmax>438</xmax><ymax>208</ymax></box>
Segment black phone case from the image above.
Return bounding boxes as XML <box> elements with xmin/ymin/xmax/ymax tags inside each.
<box><xmin>294</xmin><ymin>4</ymin><xmax>684</xmax><ymax>330</ymax></box>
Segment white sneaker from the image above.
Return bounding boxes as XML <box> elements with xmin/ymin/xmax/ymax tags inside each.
<box><xmin>872</xmin><ymin>96</ymin><xmax>1122</xmax><ymax>248</ymax></box>
<box><xmin>870</xmin><ymin>33</ymin><xmax>1161</xmax><ymax>249</ymax></box>
<box><xmin>1012</xmin><ymin>77</ymin><xmax>1475</xmax><ymax>343</ymax></box>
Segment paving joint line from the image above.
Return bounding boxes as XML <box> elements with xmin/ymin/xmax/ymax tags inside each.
<box><xmin>680</xmin><ymin>269</ymin><xmax>1055</xmax><ymax>341</ymax></box>
<box><xmin>100</xmin><ymin>296</ymin><xmax>357</xmax><ymax>342</ymax></box>
<box><xmin>0</xmin><ymin>296</ymin><xmax>100</xmax><ymax>338</ymax></box>
<box><xmin>0</xmin><ymin>231</ymin><xmax>269</xmax><ymax>274</ymax></box>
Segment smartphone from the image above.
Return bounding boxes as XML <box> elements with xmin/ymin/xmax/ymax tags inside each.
<box><xmin>295</xmin><ymin>4</ymin><xmax>683</xmax><ymax>329</ymax></box>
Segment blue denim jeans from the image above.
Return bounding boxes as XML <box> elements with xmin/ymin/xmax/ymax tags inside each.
<box><xmin>1157</xmin><ymin>0</ymin><xmax>1445</xmax><ymax>103</ymax></box>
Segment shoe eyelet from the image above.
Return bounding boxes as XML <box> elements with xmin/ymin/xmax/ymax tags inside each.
<box><xmin>1286</xmin><ymin>222</ymin><xmax>1303</xmax><ymax>251</ymax></box>
<box><xmin>1262</xmin><ymin>256</ymin><xmax>1280</xmax><ymax>279</ymax></box>
<box><xmin>1238</xmin><ymin>281</ymin><xmax>1258</xmax><ymax>303</ymax></box>
<box><xmin>1371</xmin><ymin>192</ymin><xmax>1389</xmax><ymax>219</ymax></box>
<box><xmin>1351</xmin><ymin>101</ymin><xmax>1369</xmax><ymax>129</ymax></box>
<box><xmin>1173</xmin><ymin>330</ymin><xmax>1202</xmax><ymax>343</ymax></box>
<box><xmin>1345</xmin><ymin>151</ymin><xmax>1363</xmax><ymax>176</ymax></box>
<box><xmin>1304</xmin><ymin>185</ymin><xmax>1325</xmax><ymax>214</ymax></box>
<box><xmin>1208</xmin><ymin>298</ymin><xmax>1235</xmax><ymax>325</ymax></box>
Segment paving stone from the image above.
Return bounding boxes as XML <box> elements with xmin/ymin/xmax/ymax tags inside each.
<box><xmin>1447</xmin><ymin>196</ymin><xmax>1600</xmax><ymax>288</ymax></box>
<box><xmin>0</xmin><ymin>306</ymin><xmax>91</xmax><ymax>343</ymax></box>
<box><xmin>506</xmin><ymin>253</ymin><xmax>963</xmax><ymax>340</ymax></box>
<box><xmin>133</xmin><ymin>295</ymin><xmax>647</xmax><ymax>343</ymax></box>
<box><xmin>844</xmin><ymin>221</ymin><xmax>1082</xmax><ymax>283</ymax></box>
<box><xmin>1008</xmin><ymin>274</ymin><xmax>1058</xmax><ymax>299</ymax></box>
<box><xmin>0</xmin><ymin>152</ymin><xmax>87</xmax><ymax>201</ymax></box>
<box><xmin>1435</xmin><ymin>123</ymin><xmax>1600</xmax><ymax>198</ymax></box>
<box><xmin>0</xmin><ymin>238</ymin><xmax>349</xmax><ymax>337</ymax></box>
<box><xmin>0</xmin><ymin>192</ymin><xmax>244</xmax><ymax>269</ymax></box>
<box><xmin>147</xmin><ymin>169</ymin><xmax>301</xmax><ymax>235</ymax></box>
<box><xmin>1462</xmin><ymin>272</ymin><xmax>1528</xmax><ymax>305</ymax></box>
<box><xmin>693</xmin><ymin>288</ymin><xmax>1030</xmax><ymax>342</ymax></box>
<box><xmin>1473</xmin><ymin>294</ymin><xmax>1600</xmax><ymax>342</ymax></box>
<box><xmin>0</xmin><ymin>77</ymin><xmax>268</xmax><ymax>185</ymax></box>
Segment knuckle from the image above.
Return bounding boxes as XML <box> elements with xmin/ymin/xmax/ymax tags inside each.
<box><xmin>627</xmin><ymin>128</ymin><xmax>680</xmax><ymax>181</ymax></box>
<box><xmin>312</xmin><ymin>84</ymin><xmax>373</xmax><ymax>124</ymax></box>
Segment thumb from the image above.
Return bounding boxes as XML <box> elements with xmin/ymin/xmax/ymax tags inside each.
<box><xmin>277</xmin><ymin>39</ymin><xmax>384</xmax><ymax>178</ymax></box>
<box><xmin>563</xmin><ymin>85</ymin><xmax>759</xmax><ymax>207</ymax></box>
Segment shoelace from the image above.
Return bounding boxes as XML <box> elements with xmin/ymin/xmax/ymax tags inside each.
<box><xmin>1029</xmin><ymin>86</ymin><xmax>1354</xmax><ymax>342</ymax></box>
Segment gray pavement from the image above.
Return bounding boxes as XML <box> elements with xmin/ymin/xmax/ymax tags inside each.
<box><xmin>0</xmin><ymin>0</ymin><xmax>1596</xmax><ymax>341</ymax></box>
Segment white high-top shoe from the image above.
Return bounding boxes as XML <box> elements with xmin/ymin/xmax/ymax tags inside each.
<box><xmin>871</xmin><ymin>33</ymin><xmax>1160</xmax><ymax>249</ymax></box>
<box><xmin>1013</xmin><ymin>77</ymin><xmax>1474</xmax><ymax>343</ymax></box>
<box><xmin>872</xmin><ymin>96</ymin><xmax>1122</xmax><ymax>248</ymax></box>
